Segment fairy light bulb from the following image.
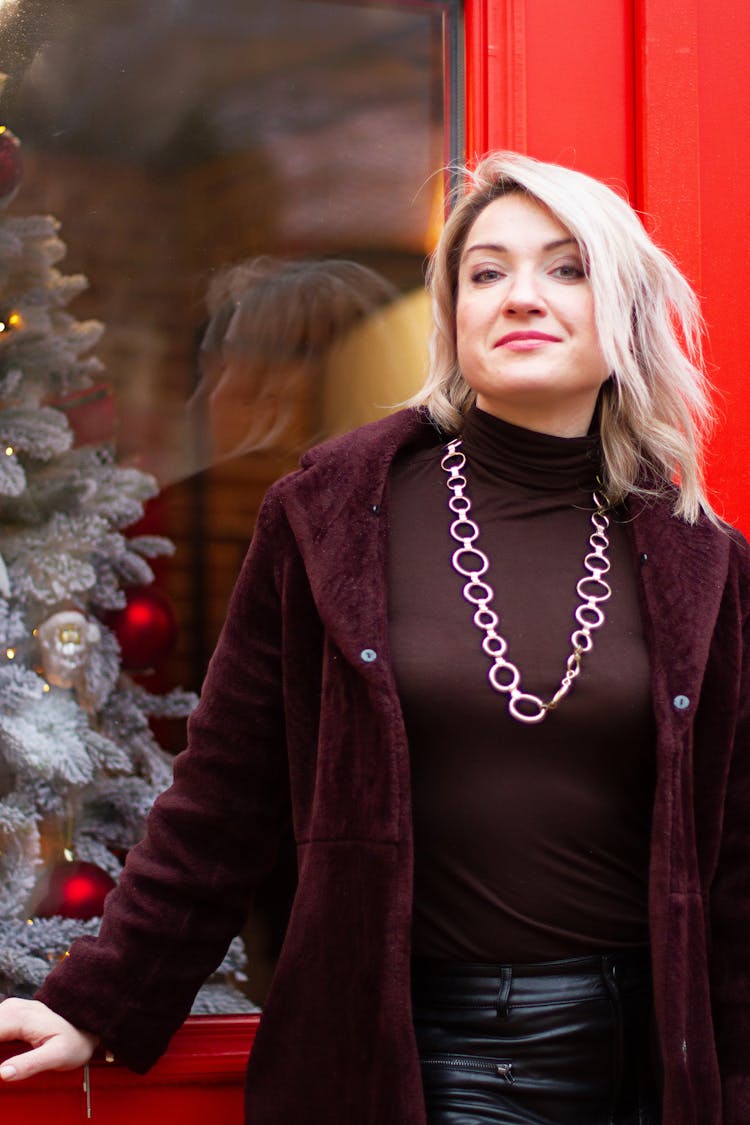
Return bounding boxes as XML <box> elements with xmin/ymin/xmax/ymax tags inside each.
<box><xmin>0</xmin><ymin>310</ymin><xmax>23</xmax><ymax>335</ymax></box>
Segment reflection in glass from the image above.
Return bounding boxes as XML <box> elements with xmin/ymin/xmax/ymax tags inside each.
<box><xmin>189</xmin><ymin>257</ymin><xmax>399</xmax><ymax>467</ymax></box>
<box><xmin>0</xmin><ymin>0</ymin><xmax>449</xmax><ymax>680</ymax></box>
<box><xmin>1</xmin><ymin>0</ymin><xmax>448</xmax><ymax>469</ymax></box>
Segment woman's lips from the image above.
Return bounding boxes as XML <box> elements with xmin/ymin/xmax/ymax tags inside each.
<box><xmin>496</xmin><ymin>331</ymin><xmax>561</xmax><ymax>350</ymax></box>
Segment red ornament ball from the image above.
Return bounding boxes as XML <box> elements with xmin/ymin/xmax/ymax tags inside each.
<box><xmin>33</xmin><ymin>860</ymin><xmax>116</xmax><ymax>921</ymax></box>
<box><xmin>109</xmin><ymin>586</ymin><xmax>178</xmax><ymax>671</ymax></box>
<box><xmin>0</xmin><ymin>127</ymin><xmax>22</xmax><ymax>206</ymax></box>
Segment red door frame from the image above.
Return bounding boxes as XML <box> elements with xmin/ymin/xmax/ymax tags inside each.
<box><xmin>464</xmin><ymin>0</ymin><xmax>750</xmax><ymax>527</ymax></box>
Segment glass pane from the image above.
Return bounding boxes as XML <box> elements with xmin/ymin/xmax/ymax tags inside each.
<box><xmin>0</xmin><ymin>0</ymin><xmax>452</xmax><ymax>673</ymax></box>
<box><xmin>0</xmin><ymin>0</ymin><xmax>455</xmax><ymax>1003</ymax></box>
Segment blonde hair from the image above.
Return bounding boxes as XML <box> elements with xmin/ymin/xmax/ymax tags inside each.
<box><xmin>193</xmin><ymin>257</ymin><xmax>397</xmax><ymax>455</ymax></box>
<box><xmin>411</xmin><ymin>152</ymin><xmax>717</xmax><ymax>524</ymax></box>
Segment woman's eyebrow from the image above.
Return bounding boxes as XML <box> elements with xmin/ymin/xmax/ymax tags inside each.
<box><xmin>463</xmin><ymin>237</ymin><xmax>578</xmax><ymax>255</ymax></box>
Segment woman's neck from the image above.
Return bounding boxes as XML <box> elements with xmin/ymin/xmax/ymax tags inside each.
<box><xmin>460</xmin><ymin>404</ymin><xmax>602</xmax><ymax>494</ymax></box>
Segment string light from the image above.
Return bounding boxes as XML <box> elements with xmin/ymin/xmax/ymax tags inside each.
<box><xmin>4</xmin><ymin>446</ymin><xmax>14</xmax><ymax>457</ymax></box>
<box><xmin>6</xmin><ymin>647</ymin><xmax>15</xmax><ymax>660</ymax></box>
<box><xmin>0</xmin><ymin>310</ymin><xmax>23</xmax><ymax>335</ymax></box>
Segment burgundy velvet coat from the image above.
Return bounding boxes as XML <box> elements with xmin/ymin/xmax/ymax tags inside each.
<box><xmin>38</xmin><ymin>409</ymin><xmax>750</xmax><ymax>1125</ymax></box>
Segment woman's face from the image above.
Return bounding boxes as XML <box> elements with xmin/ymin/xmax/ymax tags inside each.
<box><xmin>206</xmin><ymin>354</ymin><xmax>310</xmax><ymax>458</ymax></box>
<box><xmin>190</xmin><ymin>308</ymin><xmax>311</xmax><ymax>459</ymax></box>
<box><xmin>455</xmin><ymin>192</ymin><xmax>609</xmax><ymax>437</ymax></box>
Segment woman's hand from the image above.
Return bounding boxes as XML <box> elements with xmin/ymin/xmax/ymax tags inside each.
<box><xmin>0</xmin><ymin>997</ymin><xmax>99</xmax><ymax>1081</ymax></box>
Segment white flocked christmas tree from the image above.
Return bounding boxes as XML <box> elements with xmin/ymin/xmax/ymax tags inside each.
<box><xmin>0</xmin><ymin>93</ymin><xmax>253</xmax><ymax>1012</ymax></box>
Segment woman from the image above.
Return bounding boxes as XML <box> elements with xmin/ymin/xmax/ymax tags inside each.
<box><xmin>0</xmin><ymin>152</ymin><xmax>748</xmax><ymax>1125</ymax></box>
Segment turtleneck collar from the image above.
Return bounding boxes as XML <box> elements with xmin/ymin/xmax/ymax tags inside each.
<box><xmin>460</xmin><ymin>404</ymin><xmax>602</xmax><ymax>493</ymax></box>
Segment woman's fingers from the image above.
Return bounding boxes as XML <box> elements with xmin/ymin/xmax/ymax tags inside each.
<box><xmin>0</xmin><ymin>998</ymin><xmax>99</xmax><ymax>1081</ymax></box>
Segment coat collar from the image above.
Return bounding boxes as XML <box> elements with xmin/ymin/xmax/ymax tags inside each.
<box><xmin>280</xmin><ymin>409</ymin><xmax>733</xmax><ymax>691</ymax></box>
<box><xmin>296</xmin><ymin>409</ymin><xmax>437</xmax><ymax>523</ymax></box>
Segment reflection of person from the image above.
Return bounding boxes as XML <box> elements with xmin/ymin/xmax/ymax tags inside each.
<box><xmin>1</xmin><ymin>152</ymin><xmax>748</xmax><ymax>1125</ymax></box>
<box><xmin>187</xmin><ymin>255</ymin><xmax>398</xmax><ymax>465</ymax></box>
<box><xmin>177</xmin><ymin>254</ymin><xmax>402</xmax><ymax>704</ymax></box>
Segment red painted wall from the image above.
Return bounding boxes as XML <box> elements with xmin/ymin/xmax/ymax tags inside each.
<box><xmin>465</xmin><ymin>0</ymin><xmax>750</xmax><ymax>527</ymax></box>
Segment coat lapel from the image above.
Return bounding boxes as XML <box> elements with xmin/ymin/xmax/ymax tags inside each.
<box><xmin>280</xmin><ymin>410</ymin><xmax>439</xmax><ymax>670</ymax></box>
<box><xmin>627</xmin><ymin>493</ymin><xmax>731</xmax><ymax>714</ymax></box>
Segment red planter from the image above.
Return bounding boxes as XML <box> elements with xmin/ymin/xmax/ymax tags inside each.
<box><xmin>0</xmin><ymin>1014</ymin><xmax>259</xmax><ymax>1123</ymax></box>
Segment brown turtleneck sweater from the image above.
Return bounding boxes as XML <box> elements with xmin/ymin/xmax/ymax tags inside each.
<box><xmin>387</xmin><ymin>405</ymin><xmax>656</xmax><ymax>962</ymax></box>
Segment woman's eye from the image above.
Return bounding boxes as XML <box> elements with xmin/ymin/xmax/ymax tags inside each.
<box><xmin>551</xmin><ymin>262</ymin><xmax>584</xmax><ymax>280</ymax></box>
<box><xmin>470</xmin><ymin>267</ymin><xmax>504</xmax><ymax>283</ymax></box>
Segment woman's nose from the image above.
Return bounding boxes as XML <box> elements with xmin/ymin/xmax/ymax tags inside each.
<box><xmin>501</xmin><ymin>269</ymin><xmax>545</xmax><ymax>314</ymax></box>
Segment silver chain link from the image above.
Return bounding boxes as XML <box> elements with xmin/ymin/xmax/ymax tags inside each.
<box><xmin>440</xmin><ymin>438</ymin><xmax>612</xmax><ymax>725</ymax></box>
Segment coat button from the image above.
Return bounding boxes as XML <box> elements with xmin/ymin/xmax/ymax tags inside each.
<box><xmin>673</xmin><ymin>694</ymin><xmax>690</xmax><ymax>711</ymax></box>
<box><xmin>360</xmin><ymin>648</ymin><xmax>377</xmax><ymax>663</ymax></box>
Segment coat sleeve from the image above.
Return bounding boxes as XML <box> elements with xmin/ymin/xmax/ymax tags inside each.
<box><xmin>709</xmin><ymin>541</ymin><xmax>750</xmax><ymax>1122</ymax></box>
<box><xmin>35</xmin><ymin>487</ymin><xmax>295</xmax><ymax>1072</ymax></box>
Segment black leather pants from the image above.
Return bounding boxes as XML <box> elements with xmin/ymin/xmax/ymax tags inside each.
<box><xmin>412</xmin><ymin>949</ymin><xmax>661</xmax><ymax>1124</ymax></box>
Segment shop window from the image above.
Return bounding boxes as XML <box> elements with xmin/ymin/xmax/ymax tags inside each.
<box><xmin>0</xmin><ymin>0</ymin><xmax>460</xmax><ymax>698</ymax></box>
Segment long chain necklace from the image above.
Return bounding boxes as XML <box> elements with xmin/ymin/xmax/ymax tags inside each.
<box><xmin>440</xmin><ymin>438</ymin><xmax>612</xmax><ymax>725</ymax></box>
